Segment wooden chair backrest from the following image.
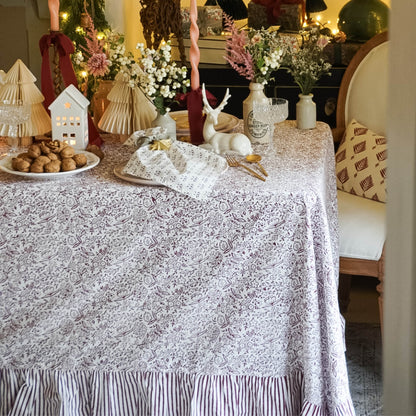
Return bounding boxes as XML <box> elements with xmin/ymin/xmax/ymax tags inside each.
<box><xmin>336</xmin><ymin>31</ymin><xmax>389</xmax><ymax>139</ymax></box>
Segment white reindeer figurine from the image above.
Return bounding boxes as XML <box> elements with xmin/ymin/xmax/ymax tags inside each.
<box><xmin>201</xmin><ymin>84</ymin><xmax>253</xmax><ymax>156</ymax></box>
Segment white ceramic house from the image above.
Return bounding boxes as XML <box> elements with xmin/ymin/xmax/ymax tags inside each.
<box><xmin>49</xmin><ymin>84</ymin><xmax>89</xmax><ymax>149</ymax></box>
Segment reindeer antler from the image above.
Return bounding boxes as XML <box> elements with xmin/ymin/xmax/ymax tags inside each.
<box><xmin>201</xmin><ymin>83</ymin><xmax>212</xmax><ymax>112</ymax></box>
<box><xmin>217</xmin><ymin>88</ymin><xmax>231</xmax><ymax>112</ymax></box>
<box><xmin>202</xmin><ymin>83</ymin><xmax>231</xmax><ymax>114</ymax></box>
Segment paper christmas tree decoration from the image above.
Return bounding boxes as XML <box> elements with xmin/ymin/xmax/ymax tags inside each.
<box><xmin>0</xmin><ymin>59</ymin><xmax>51</xmax><ymax>138</ymax></box>
<box><xmin>48</xmin><ymin>84</ymin><xmax>89</xmax><ymax>149</ymax></box>
<box><xmin>98</xmin><ymin>72</ymin><xmax>157</xmax><ymax>136</ymax></box>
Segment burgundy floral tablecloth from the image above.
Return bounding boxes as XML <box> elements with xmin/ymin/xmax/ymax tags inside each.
<box><xmin>0</xmin><ymin>121</ymin><xmax>355</xmax><ymax>415</ymax></box>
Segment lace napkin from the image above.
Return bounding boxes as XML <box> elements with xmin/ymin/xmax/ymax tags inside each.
<box><xmin>122</xmin><ymin>134</ymin><xmax>228</xmax><ymax>200</ymax></box>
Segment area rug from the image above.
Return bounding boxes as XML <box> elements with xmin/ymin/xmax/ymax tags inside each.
<box><xmin>345</xmin><ymin>323</ymin><xmax>383</xmax><ymax>416</ymax></box>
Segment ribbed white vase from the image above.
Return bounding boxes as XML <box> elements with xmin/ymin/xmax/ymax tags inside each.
<box><xmin>151</xmin><ymin>109</ymin><xmax>177</xmax><ymax>140</ymax></box>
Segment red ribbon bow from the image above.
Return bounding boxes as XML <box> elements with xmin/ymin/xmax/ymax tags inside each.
<box><xmin>39</xmin><ymin>31</ymin><xmax>102</xmax><ymax>147</ymax></box>
<box><xmin>177</xmin><ymin>88</ymin><xmax>217</xmax><ymax>146</ymax></box>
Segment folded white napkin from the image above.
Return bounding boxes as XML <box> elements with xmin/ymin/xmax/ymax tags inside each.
<box><xmin>124</xmin><ymin>127</ymin><xmax>166</xmax><ymax>148</ymax></box>
<box><xmin>122</xmin><ymin>136</ymin><xmax>228</xmax><ymax>200</ymax></box>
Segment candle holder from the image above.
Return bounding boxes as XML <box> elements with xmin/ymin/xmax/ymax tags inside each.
<box><xmin>0</xmin><ymin>100</ymin><xmax>31</xmax><ymax>155</ymax></box>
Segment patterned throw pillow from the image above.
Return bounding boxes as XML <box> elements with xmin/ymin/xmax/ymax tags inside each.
<box><xmin>335</xmin><ymin>119</ymin><xmax>387</xmax><ymax>202</ymax></box>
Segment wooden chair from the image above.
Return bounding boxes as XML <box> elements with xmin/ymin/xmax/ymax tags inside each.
<box><xmin>333</xmin><ymin>31</ymin><xmax>389</xmax><ymax>329</ymax></box>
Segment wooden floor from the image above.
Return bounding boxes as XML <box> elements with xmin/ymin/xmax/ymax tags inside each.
<box><xmin>341</xmin><ymin>275</ymin><xmax>381</xmax><ymax>325</ymax></box>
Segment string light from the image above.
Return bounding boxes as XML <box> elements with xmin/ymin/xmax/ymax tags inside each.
<box><xmin>81</xmin><ymin>71</ymin><xmax>88</xmax><ymax>78</ymax></box>
<box><xmin>97</xmin><ymin>32</ymin><xmax>105</xmax><ymax>40</ymax></box>
<box><xmin>61</xmin><ymin>12</ymin><xmax>69</xmax><ymax>21</ymax></box>
<box><xmin>75</xmin><ymin>26</ymin><xmax>84</xmax><ymax>34</ymax></box>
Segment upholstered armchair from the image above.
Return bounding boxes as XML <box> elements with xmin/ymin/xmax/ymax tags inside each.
<box><xmin>333</xmin><ymin>31</ymin><xmax>389</xmax><ymax>329</ymax></box>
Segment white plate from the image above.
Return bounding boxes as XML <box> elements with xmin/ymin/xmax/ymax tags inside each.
<box><xmin>114</xmin><ymin>163</ymin><xmax>163</xmax><ymax>186</ymax></box>
<box><xmin>170</xmin><ymin>110</ymin><xmax>239</xmax><ymax>135</ymax></box>
<box><xmin>0</xmin><ymin>150</ymin><xmax>100</xmax><ymax>179</ymax></box>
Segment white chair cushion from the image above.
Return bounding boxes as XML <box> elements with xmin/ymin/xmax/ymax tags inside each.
<box><xmin>337</xmin><ymin>189</ymin><xmax>386</xmax><ymax>260</ymax></box>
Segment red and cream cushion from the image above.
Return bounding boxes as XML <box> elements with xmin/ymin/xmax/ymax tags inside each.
<box><xmin>335</xmin><ymin>119</ymin><xmax>387</xmax><ymax>203</ymax></box>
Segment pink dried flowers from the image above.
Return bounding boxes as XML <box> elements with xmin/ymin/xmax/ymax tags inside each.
<box><xmin>82</xmin><ymin>12</ymin><xmax>110</xmax><ymax>78</ymax></box>
<box><xmin>224</xmin><ymin>14</ymin><xmax>284</xmax><ymax>85</ymax></box>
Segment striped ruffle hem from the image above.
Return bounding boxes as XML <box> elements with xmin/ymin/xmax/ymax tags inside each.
<box><xmin>0</xmin><ymin>369</ymin><xmax>355</xmax><ymax>415</ymax></box>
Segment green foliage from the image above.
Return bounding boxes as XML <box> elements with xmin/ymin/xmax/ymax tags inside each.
<box><xmin>60</xmin><ymin>0</ymin><xmax>110</xmax><ymax>50</ymax></box>
<box><xmin>59</xmin><ymin>0</ymin><xmax>111</xmax><ymax>102</ymax></box>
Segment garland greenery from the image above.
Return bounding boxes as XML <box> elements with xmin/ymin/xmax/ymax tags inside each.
<box><xmin>60</xmin><ymin>0</ymin><xmax>110</xmax><ymax>51</ymax></box>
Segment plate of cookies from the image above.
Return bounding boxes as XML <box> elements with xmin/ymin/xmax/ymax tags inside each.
<box><xmin>0</xmin><ymin>140</ymin><xmax>100</xmax><ymax>179</ymax></box>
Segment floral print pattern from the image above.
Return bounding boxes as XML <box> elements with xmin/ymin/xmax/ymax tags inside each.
<box><xmin>0</xmin><ymin>122</ymin><xmax>354</xmax><ymax>414</ymax></box>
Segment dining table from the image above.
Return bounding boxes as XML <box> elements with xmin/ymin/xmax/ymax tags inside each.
<box><xmin>0</xmin><ymin>120</ymin><xmax>355</xmax><ymax>415</ymax></box>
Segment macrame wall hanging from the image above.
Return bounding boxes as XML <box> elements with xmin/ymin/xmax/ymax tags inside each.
<box><xmin>139</xmin><ymin>0</ymin><xmax>186</xmax><ymax>65</ymax></box>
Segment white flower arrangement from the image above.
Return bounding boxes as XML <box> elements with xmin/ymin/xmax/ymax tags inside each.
<box><xmin>282</xmin><ymin>28</ymin><xmax>332</xmax><ymax>95</ymax></box>
<box><xmin>125</xmin><ymin>41</ymin><xmax>190</xmax><ymax>115</ymax></box>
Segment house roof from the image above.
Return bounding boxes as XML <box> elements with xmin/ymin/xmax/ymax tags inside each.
<box><xmin>48</xmin><ymin>84</ymin><xmax>90</xmax><ymax>111</ymax></box>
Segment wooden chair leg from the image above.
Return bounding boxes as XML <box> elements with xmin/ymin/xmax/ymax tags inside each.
<box><xmin>338</xmin><ymin>274</ymin><xmax>352</xmax><ymax>314</ymax></box>
<box><xmin>376</xmin><ymin>278</ymin><xmax>384</xmax><ymax>336</ymax></box>
<box><xmin>376</xmin><ymin>251</ymin><xmax>385</xmax><ymax>336</ymax></box>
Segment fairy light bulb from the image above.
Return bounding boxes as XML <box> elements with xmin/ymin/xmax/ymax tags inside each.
<box><xmin>97</xmin><ymin>32</ymin><xmax>105</xmax><ymax>41</ymax></box>
<box><xmin>61</xmin><ymin>12</ymin><xmax>69</xmax><ymax>21</ymax></box>
<box><xmin>75</xmin><ymin>26</ymin><xmax>83</xmax><ymax>34</ymax></box>
<box><xmin>81</xmin><ymin>71</ymin><xmax>88</xmax><ymax>78</ymax></box>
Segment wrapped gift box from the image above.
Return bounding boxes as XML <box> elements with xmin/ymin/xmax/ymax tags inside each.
<box><xmin>181</xmin><ymin>6</ymin><xmax>223</xmax><ymax>38</ymax></box>
<box><xmin>278</xmin><ymin>4</ymin><xmax>303</xmax><ymax>31</ymax></box>
<box><xmin>247</xmin><ymin>1</ymin><xmax>303</xmax><ymax>31</ymax></box>
<box><xmin>170</xmin><ymin>35</ymin><xmax>227</xmax><ymax>65</ymax></box>
<box><xmin>181</xmin><ymin>8</ymin><xmax>191</xmax><ymax>37</ymax></box>
<box><xmin>198</xmin><ymin>5</ymin><xmax>223</xmax><ymax>37</ymax></box>
<box><xmin>247</xmin><ymin>2</ymin><xmax>268</xmax><ymax>29</ymax></box>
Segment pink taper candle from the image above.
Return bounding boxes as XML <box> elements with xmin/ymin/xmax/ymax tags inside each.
<box><xmin>189</xmin><ymin>0</ymin><xmax>200</xmax><ymax>91</ymax></box>
<box><xmin>48</xmin><ymin>0</ymin><xmax>60</xmax><ymax>31</ymax></box>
